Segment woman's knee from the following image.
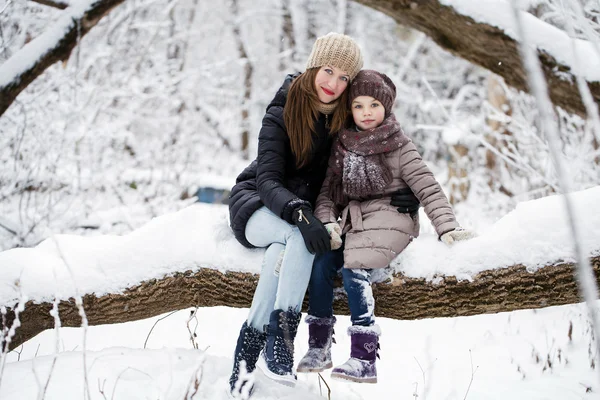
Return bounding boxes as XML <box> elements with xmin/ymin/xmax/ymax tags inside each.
<box><xmin>245</xmin><ymin>207</ymin><xmax>294</xmax><ymax>248</ymax></box>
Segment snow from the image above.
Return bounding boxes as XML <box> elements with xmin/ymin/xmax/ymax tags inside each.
<box><xmin>1</xmin><ymin>305</ymin><xmax>598</xmax><ymax>399</ymax></box>
<box><xmin>0</xmin><ymin>0</ymin><xmax>97</xmax><ymax>89</ymax></box>
<box><xmin>439</xmin><ymin>0</ymin><xmax>600</xmax><ymax>82</ymax></box>
<box><xmin>3</xmin><ymin>1</ymin><xmax>600</xmax><ymax>398</ymax></box>
<box><xmin>393</xmin><ymin>185</ymin><xmax>600</xmax><ymax>281</ymax></box>
<box><xmin>0</xmin><ymin>187</ymin><xmax>599</xmax><ymax>305</ymax></box>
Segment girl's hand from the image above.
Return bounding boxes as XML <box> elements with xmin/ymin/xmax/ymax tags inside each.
<box><xmin>325</xmin><ymin>223</ymin><xmax>343</xmax><ymax>250</ymax></box>
<box><xmin>440</xmin><ymin>227</ymin><xmax>476</xmax><ymax>245</ymax></box>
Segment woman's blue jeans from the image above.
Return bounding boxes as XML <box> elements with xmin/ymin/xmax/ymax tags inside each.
<box><xmin>245</xmin><ymin>206</ymin><xmax>315</xmax><ymax>331</ymax></box>
<box><xmin>307</xmin><ymin>244</ymin><xmax>375</xmax><ymax>326</ymax></box>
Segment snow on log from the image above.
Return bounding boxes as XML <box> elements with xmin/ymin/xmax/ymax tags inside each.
<box><xmin>355</xmin><ymin>0</ymin><xmax>600</xmax><ymax>116</ymax></box>
<box><xmin>1</xmin><ymin>187</ymin><xmax>599</xmax><ymax>351</ymax></box>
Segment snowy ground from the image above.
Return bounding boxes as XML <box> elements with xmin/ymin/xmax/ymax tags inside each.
<box><xmin>1</xmin><ymin>304</ymin><xmax>598</xmax><ymax>399</ymax></box>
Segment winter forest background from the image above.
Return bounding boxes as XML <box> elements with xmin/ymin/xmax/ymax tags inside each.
<box><xmin>2</xmin><ymin>0</ymin><xmax>600</xmax><ymax>399</ymax></box>
<box><xmin>2</xmin><ymin>0</ymin><xmax>599</xmax><ymax>250</ymax></box>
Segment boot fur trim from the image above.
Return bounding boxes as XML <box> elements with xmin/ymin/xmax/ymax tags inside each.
<box><xmin>305</xmin><ymin>315</ymin><xmax>336</xmax><ymax>326</ymax></box>
<box><xmin>348</xmin><ymin>324</ymin><xmax>381</xmax><ymax>336</ymax></box>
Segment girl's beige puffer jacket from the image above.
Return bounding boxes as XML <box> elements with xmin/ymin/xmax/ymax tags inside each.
<box><xmin>314</xmin><ymin>139</ymin><xmax>458</xmax><ymax>269</ymax></box>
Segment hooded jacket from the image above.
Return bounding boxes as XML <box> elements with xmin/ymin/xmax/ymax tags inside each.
<box><xmin>229</xmin><ymin>74</ymin><xmax>335</xmax><ymax>248</ymax></box>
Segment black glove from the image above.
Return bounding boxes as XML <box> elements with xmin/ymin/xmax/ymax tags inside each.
<box><xmin>390</xmin><ymin>187</ymin><xmax>420</xmax><ymax>214</ymax></box>
<box><xmin>292</xmin><ymin>206</ymin><xmax>331</xmax><ymax>255</ymax></box>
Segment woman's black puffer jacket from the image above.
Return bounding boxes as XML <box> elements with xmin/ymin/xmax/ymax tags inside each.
<box><xmin>229</xmin><ymin>74</ymin><xmax>334</xmax><ymax>248</ymax></box>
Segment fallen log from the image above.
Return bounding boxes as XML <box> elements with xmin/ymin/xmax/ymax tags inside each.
<box><xmin>3</xmin><ymin>255</ymin><xmax>599</xmax><ymax>351</ymax></box>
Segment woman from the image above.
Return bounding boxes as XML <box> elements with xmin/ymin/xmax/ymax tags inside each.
<box><xmin>227</xmin><ymin>33</ymin><xmax>420</xmax><ymax>395</ymax></box>
<box><xmin>227</xmin><ymin>32</ymin><xmax>364</xmax><ymax>395</ymax></box>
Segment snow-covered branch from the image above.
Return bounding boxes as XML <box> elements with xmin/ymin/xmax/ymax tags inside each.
<box><xmin>29</xmin><ymin>0</ymin><xmax>70</xmax><ymax>10</ymax></box>
<box><xmin>354</xmin><ymin>0</ymin><xmax>600</xmax><ymax>116</ymax></box>
<box><xmin>0</xmin><ymin>0</ymin><xmax>125</xmax><ymax>116</ymax></box>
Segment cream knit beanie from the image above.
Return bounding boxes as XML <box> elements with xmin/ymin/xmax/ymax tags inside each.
<box><xmin>305</xmin><ymin>32</ymin><xmax>363</xmax><ymax>80</ymax></box>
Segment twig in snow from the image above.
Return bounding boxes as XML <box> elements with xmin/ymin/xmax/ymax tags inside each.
<box><xmin>51</xmin><ymin>235</ymin><xmax>92</xmax><ymax>399</ymax></box>
<box><xmin>0</xmin><ymin>291</ymin><xmax>27</xmax><ymax>394</ymax></box>
<box><xmin>111</xmin><ymin>367</ymin><xmax>152</xmax><ymax>400</ymax></box>
<box><xmin>184</xmin><ymin>355</ymin><xmax>205</xmax><ymax>400</ymax></box>
<box><xmin>98</xmin><ymin>378</ymin><xmax>108</xmax><ymax>400</ymax></box>
<box><xmin>144</xmin><ymin>310</ymin><xmax>178</xmax><ymax>349</ymax></box>
<box><xmin>12</xmin><ymin>344</ymin><xmax>23</xmax><ymax>362</ymax></box>
<box><xmin>317</xmin><ymin>372</ymin><xmax>331</xmax><ymax>400</ymax></box>
<box><xmin>463</xmin><ymin>350</ymin><xmax>479</xmax><ymax>400</ymax></box>
<box><xmin>414</xmin><ymin>356</ymin><xmax>427</xmax><ymax>400</ymax></box>
<box><xmin>187</xmin><ymin>307</ymin><xmax>200</xmax><ymax>349</ymax></box>
<box><xmin>37</xmin><ymin>298</ymin><xmax>62</xmax><ymax>400</ymax></box>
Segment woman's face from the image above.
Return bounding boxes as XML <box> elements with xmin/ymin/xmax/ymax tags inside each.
<box><xmin>314</xmin><ymin>65</ymin><xmax>350</xmax><ymax>103</ymax></box>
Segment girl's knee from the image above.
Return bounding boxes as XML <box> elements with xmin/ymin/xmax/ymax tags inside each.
<box><xmin>312</xmin><ymin>252</ymin><xmax>341</xmax><ymax>277</ymax></box>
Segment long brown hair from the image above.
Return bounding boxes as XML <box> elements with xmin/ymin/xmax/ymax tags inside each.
<box><xmin>284</xmin><ymin>68</ymin><xmax>350</xmax><ymax>168</ymax></box>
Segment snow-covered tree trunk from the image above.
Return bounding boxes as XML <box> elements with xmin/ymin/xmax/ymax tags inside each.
<box><xmin>229</xmin><ymin>0</ymin><xmax>253</xmax><ymax>159</ymax></box>
<box><xmin>354</xmin><ymin>0</ymin><xmax>598</xmax><ymax>117</ymax></box>
<box><xmin>3</xmin><ymin>255</ymin><xmax>599</xmax><ymax>351</ymax></box>
<box><xmin>485</xmin><ymin>75</ymin><xmax>514</xmax><ymax>195</ymax></box>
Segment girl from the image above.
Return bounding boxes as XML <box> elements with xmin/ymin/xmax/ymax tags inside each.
<box><xmin>227</xmin><ymin>32</ymin><xmax>363</xmax><ymax>395</ymax></box>
<box><xmin>296</xmin><ymin>70</ymin><xmax>475</xmax><ymax>383</ymax></box>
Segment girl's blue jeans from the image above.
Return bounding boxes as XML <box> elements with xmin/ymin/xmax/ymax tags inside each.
<box><xmin>307</xmin><ymin>244</ymin><xmax>375</xmax><ymax>326</ymax></box>
<box><xmin>245</xmin><ymin>206</ymin><xmax>315</xmax><ymax>331</ymax></box>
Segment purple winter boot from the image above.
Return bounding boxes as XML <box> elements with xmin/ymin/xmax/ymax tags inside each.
<box><xmin>297</xmin><ymin>315</ymin><xmax>336</xmax><ymax>373</ymax></box>
<box><xmin>331</xmin><ymin>325</ymin><xmax>380</xmax><ymax>383</ymax></box>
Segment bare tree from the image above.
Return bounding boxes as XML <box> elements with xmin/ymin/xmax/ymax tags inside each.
<box><xmin>228</xmin><ymin>0</ymin><xmax>253</xmax><ymax>160</ymax></box>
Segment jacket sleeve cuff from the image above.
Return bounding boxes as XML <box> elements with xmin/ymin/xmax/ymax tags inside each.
<box><xmin>282</xmin><ymin>198</ymin><xmax>312</xmax><ymax>224</ymax></box>
<box><xmin>437</xmin><ymin>225</ymin><xmax>461</xmax><ymax>241</ymax></box>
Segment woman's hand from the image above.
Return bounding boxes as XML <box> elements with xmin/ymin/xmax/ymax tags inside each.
<box><xmin>324</xmin><ymin>222</ymin><xmax>343</xmax><ymax>250</ymax></box>
<box><xmin>293</xmin><ymin>206</ymin><xmax>332</xmax><ymax>255</ymax></box>
<box><xmin>440</xmin><ymin>227</ymin><xmax>476</xmax><ymax>245</ymax></box>
<box><xmin>390</xmin><ymin>187</ymin><xmax>420</xmax><ymax>214</ymax></box>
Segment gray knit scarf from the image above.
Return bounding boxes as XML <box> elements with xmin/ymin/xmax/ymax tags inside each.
<box><xmin>329</xmin><ymin>114</ymin><xmax>410</xmax><ymax>205</ymax></box>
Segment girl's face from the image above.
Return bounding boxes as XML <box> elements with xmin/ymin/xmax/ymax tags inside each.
<box><xmin>351</xmin><ymin>96</ymin><xmax>385</xmax><ymax>131</ymax></box>
<box><xmin>314</xmin><ymin>65</ymin><xmax>350</xmax><ymax>103</ymax></box>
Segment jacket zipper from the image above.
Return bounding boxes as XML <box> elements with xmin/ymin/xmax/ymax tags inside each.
<box><xmin>298</xmin><ymin>209</ymin><xmax>310</xmax><ymax>224</ymax></box>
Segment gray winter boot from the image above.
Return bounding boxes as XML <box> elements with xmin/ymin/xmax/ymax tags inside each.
<box><xmin>331</xmin><ymin>325</ymin><xmax>380</xmax><ymax>384</ymax></box>
<box><xmin>297</xmin><ymin>315</ymin><xmax>336</xmax><ymax>373</ymax></box>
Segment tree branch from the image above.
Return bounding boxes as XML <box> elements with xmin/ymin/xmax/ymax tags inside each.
<box><xmin>354</xmin><ymin>0</ymin><xmax>599</xmax><ymax>117</ymax></box>
<box><xmin>0</xmin><ymin>0</ymin><xmax>126</xmax><ymax>117</ymax></box>
<box><xmin>29</xmin><ymin>0</ymin><xmax>70</xmax><ymax>10</ymax></box>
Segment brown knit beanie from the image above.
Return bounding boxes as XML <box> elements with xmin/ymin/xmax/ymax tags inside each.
<box><xmin>305</xmin><ymin>32</ymin><xmax>363</xmax><ymax>80</ymax></box>
<box><xmin>349</xmin><ymin>70</ymin><xmax>397</xmax><ymax>117</ymax></box>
